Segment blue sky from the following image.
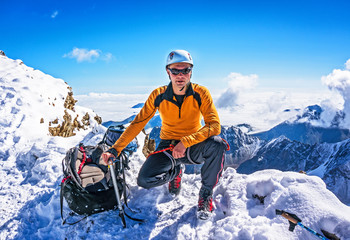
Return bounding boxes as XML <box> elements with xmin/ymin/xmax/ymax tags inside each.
<box><xmin>1</xmin><ymin>0</ymin><xmax>350</xmax><ymax>94</ymax></box>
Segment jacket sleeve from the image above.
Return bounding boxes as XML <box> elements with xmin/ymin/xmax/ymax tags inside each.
<box><xmin>111</xmin><ymin>89</ymin><xmax>158</xmax><ymax>154</ymax></box>
<box><xmin>180</xmin><ymin>87</ymin><xmax>221</xmax><ymax>147</ymax></box>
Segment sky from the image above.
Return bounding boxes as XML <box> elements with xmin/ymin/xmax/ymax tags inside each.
<box><xmin>1</xmin><ymin>0</ymin><xmax>350</xmax><ymax>95</ymax></box>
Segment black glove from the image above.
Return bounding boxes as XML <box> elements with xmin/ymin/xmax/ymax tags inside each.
<box><xmin>107</xmin><ymin>148</ymin><xmax>119</xmax><ymax>158</ymax></box>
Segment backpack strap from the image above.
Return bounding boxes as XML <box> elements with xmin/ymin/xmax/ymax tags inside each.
<box><xmin>60</xmin><ymin>179</ymin><xmax>89</xmax><ymax>225</ymax></box>
<box><xmin>60</xmin><ymin>180</ymin><xmax>65</xmax><ymax>223</ymax></box>
<box><xmin>119</xmin><ymin>152</ymin><xmax>145</xmax><ymax>224</ymax></box>
<box><xmin>77</xmin><ymin>146</ymin><xmax>87</xmax><ymax>175</ymax></box>
<box><xmin>123</xmin><ymin>206</ymin><xmax>145</xmax><ymax>223</ymax></box>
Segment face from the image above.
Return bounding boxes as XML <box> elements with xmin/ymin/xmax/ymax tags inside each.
<box><xmin>166</xmin><ymin>62</ymin><xmax>192</xmax><ymax>92</ymax></box>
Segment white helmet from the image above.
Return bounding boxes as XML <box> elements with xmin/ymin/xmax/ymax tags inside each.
<box><xmin>166</xmin><ymin>50</ymin><xmax>193</xmax><ymax>68</ymax></box>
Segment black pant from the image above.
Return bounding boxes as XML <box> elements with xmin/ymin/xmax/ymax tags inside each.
<box><xmin>137</xmin><ymin>136</ymin><xmax>227</xmax><ymax>191</ymax></box>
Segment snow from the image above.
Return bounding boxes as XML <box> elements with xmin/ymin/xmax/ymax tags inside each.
<box><xmin>1</xmin><ymin>55</ymin><xmax>350</xmax><ymax>239</ymax></box>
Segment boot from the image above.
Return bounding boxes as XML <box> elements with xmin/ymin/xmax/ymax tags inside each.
<box><xmin>197</xmin><ymin>187</ymin><xmax>213</xmax><ymax>220</ymax></box>
<box><xmin>168</xmin><ymin>164</ymin><xmax>184</xmax><ymax>196</ymax></box>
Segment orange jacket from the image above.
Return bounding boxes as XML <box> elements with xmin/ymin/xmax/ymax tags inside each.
<box><xmin>111</xmin><ymin>82</ymin><xmax>221</xmax><ymax>154</ymax></box>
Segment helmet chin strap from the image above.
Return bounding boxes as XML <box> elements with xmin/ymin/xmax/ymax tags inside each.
<box><xmin>179</xmin><ymin>82</ymin><xmax>190</xmax><ymax>92</ymax></box>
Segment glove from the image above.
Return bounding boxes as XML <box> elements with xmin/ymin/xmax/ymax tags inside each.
<box><xmin>101</xmin><ymin>148</ymin><xmax>119</xmax><ymax>165</ymax></box>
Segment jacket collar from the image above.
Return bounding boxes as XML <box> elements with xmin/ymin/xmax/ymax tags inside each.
<box><xmin>164</xmin><ymin>82</ymin><xmax>195</xmax><ymax>100</ymax></box>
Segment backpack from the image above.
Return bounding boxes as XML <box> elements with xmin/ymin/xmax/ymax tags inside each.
<box><xmin>60</xmin><ymin>125</ymin><xmax>138</xmax><ymax>225</ymax></box>
<box><xmin>100</xmin><ymin>124</ymin><xmax>138</xmax><ymax>154</ymax></box>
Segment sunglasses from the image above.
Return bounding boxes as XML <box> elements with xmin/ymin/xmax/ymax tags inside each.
<box><xmin>168</xmin><ymin>67</ymin><xmax>192</xmax><ymax>75</ymax></box>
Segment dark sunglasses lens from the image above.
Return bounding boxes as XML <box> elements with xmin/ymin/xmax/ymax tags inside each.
<box><xmin>183</xmin><ymin>68</ymin><xmax>192</xmax><ymax>74</ymax></box>
<box><xmin>170</xmin><ymin>68</ymin><xmax>192</xmax><ymax>75</ymax></box>
<box><xmin>172</xmin><ymin>69</ymin><xmax>181</xmax><ymax>75</ymax></box>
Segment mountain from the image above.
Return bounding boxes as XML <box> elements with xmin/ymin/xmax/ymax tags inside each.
<box><xmin>220</xmin><ymin>126</ymin><xmax>263</xmax><ymax>168</ymax></box>
<box><xmin>253</xmin><ymin>122</ymin><xmax>350</xmax><ymax>145</ymax></box>
<box><xmin>253</xmin><ymin>105</ymin><xmax>350</xmax><ymax>144</ymax></box>
<box><xmin>102</xmin><ymin>114</ymin><xmax>162</xmax><ymax>129</ymax></box>
<box><xmin>150</xmin><ymin>124</ymin><xmax>350</xmax><ymax>204</ymax></box>
<box><xmin>1</xmin><ymin>53</ymin><xmax>350</xmax><ymax>239</ymax></box>
<box><xmin>311</xmin><ymin>139</ymin><xmax>350</xmax><ymax>205</ymax></box>
<box><xmin>102</xmin><ymin>114</ymin><xmax>137</xmax><ymax>127</ymax></box>
<box><xmin>0</xmin><ymin>54</ymin><xmax>102</xmax><ymax>160</ymax></box>
<box><xmin>237</xmin><ymin>136</ymin><xmax>350</xmax><ymax>205</ymax></box>
<box><xmin>132</xmin><ymin>103</ymin><xmax>144</xmax><ymax>108</ymax></box>
<box><xmin>0</xmin><ymin>53</ymin><xmax>105</xmax><ymax>239</ymax></box>
<box><xmin>149</xmin><ymin>125</ymin><xmax>262</xmax><ymax>173</ymax></box>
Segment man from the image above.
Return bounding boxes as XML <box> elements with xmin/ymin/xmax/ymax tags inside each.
<box><xmin>102</xmin><ymin>50</ymin><xmax>227</xmax><ymax>220</ymax></box>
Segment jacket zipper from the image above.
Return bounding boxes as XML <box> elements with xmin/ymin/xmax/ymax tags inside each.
<box><xmin>178</xmin><ymin>96</ymin><xmax>186</xmax><ymax>118</ymax></box>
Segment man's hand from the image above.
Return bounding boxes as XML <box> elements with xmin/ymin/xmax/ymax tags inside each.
<box><xmin>101</xmin><ymin>152</ymin><xmax>115</xmax><ymax>165</ymax></box>
<box><xmin>172</xmin><ymin>141</ymin><xmax>186</xmax><ymax>159</ymax></box>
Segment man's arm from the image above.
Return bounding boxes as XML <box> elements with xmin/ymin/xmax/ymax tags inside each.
<box><xmin>102</xmin><ymin>90</ymin><xmax>158</xmax><ymax>164</ymax></box>
<box><xmin>109</xmin><ymin>89</ymin><xmax>159</xmax><ymax>155</ymax></box>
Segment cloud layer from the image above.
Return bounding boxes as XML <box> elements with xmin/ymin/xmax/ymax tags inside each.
<box><xmin>63</xmin><ymin>47</ymin><xmax>113</xmax><ymax>63</ymax></box>
<box><xmin>216</xmin><ymin>72</ymin><xmax>258</xmax><ymax>109</ymax></box>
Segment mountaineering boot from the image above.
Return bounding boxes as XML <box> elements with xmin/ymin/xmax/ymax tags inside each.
<box><xmin>197</xmin><ymin>187</ymin><xmax>213</xmax><ymax>220</ymax></box>
<box><xmin>168</xmin><ymin>164</ymin><xmax>184</xmax><ymax>196</ymax></box>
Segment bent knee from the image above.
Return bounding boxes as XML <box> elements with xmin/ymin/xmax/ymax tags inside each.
<box><xmin>209</xmin><ymin>136</ymin><xmax>227</xmax><ymax>151</ymax></box>
<box><xmin>137</xmin><ymin>173</ymin><xmax>151</xmax><ymax>189</ymax></box>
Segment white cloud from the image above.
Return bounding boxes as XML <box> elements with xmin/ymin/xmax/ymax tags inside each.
<box><xmin>74</xmin><ymin>90</ymin><xmax>327</xmax><ymax>133</ymax></box>
<box><xmin>51</xmin><ymin>11</ymin><xmax>58</xmax><ymax>19</ymax></box>
<box><xmin>321</xmin><ymin>59</ymin><xmax>350</xmax><ymax>128</ymax></box>
<box><xmin>345</xmin><ymin>59</ymin><xmax>350</xmax><ymax>70</ymax></box>
<box><xmin>63</xmin><ymin>48</ymin><xmax>113</xmax><ymax>63</ymax></box>
<box><xmin>322</xmin><ymin>69</ymin><xmax>350</xmax><ymax>90</ymax></box>
<box><xmin>216</xmin><ymin>72</ymin><xmax>258</xmax><ymax>109</ymax></box>
<box><xmin>226</xmin><ymin>72</ymin><xmax>258</xmax><ymax>90</ymax></box>
<box><xmin>75</xmin><ymin>93</ymin><xmax>148</xmax><ymax>121</ymax></box>
<box><xmin>102</xmin><ymin>52</ymin><xmax>113</xmax><ymax>62</ymax></box>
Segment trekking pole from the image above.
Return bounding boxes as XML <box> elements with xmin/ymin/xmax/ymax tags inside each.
<box><xmin>108</xmin><ymin>158</ymin><xmax>127</xmax><ymax>228</ymax></box>
<box><xmin>276</xmin><ymin>209</ymin><xmax>329</xmax><ymax>240</ymax></box>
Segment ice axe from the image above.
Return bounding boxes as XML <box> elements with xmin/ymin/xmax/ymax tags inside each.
<box><xmin>108</xmin><ymin>158</ymin><xmax>127</xmax><ymax>228</ymax></box>
<box><xmin>276</xmin><ymin>209</ymin><xmax>330</xmax><ymax>240</ymax></box>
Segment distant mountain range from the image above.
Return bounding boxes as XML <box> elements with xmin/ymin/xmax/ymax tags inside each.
<box><xmin>102</xmin><ymin>111</ymin><xmax>161</xmax><ymax>129</ymax></box>
<box><xmin>253</xmin><ymin>122</ymin><xmax>350</xmax><ymax>145</ymax></box>
<box><xmin>143</xmin><ymin>104</ymin><xmax>350</xmax><ymax>205</ymax></box>
<box><xmin>253</xmin><ymin>104</ymin><xmax>350</xmax><ymax>144</ymax></box>
<box><xmin>237</xmin><ymin>135</ymin><xmax>350</xmax><ymax>205</ymax></box>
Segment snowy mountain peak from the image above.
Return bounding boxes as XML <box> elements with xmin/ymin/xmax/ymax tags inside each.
<box><xmin>0</xmin><ymin>55</ymin><xmax>102</xmax><ymax>144</ymax></box>
<box><xmin>297</xmin><ymin>104</ymin><xmax>323</xmax><ymax>121</ymax></box>
<box><xmin>1</xmin><ymin>54</ymin><xmax>107</xmax><ymax>239</ymax></box>
<box><xmin>265</xmin><ymin>135</ymin><xmax>290</xmax><ymax>146</ymax></box>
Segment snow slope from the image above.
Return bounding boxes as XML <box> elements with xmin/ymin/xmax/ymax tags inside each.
<box><xmin>1</xmin><ymin>55</ymin><xmax>350</xmax><ymax>239</ymax></box>
<box><xmin>0</xmin><ymin>54</ymin><xmax>103</xmax><ymax>239</ymax></box>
